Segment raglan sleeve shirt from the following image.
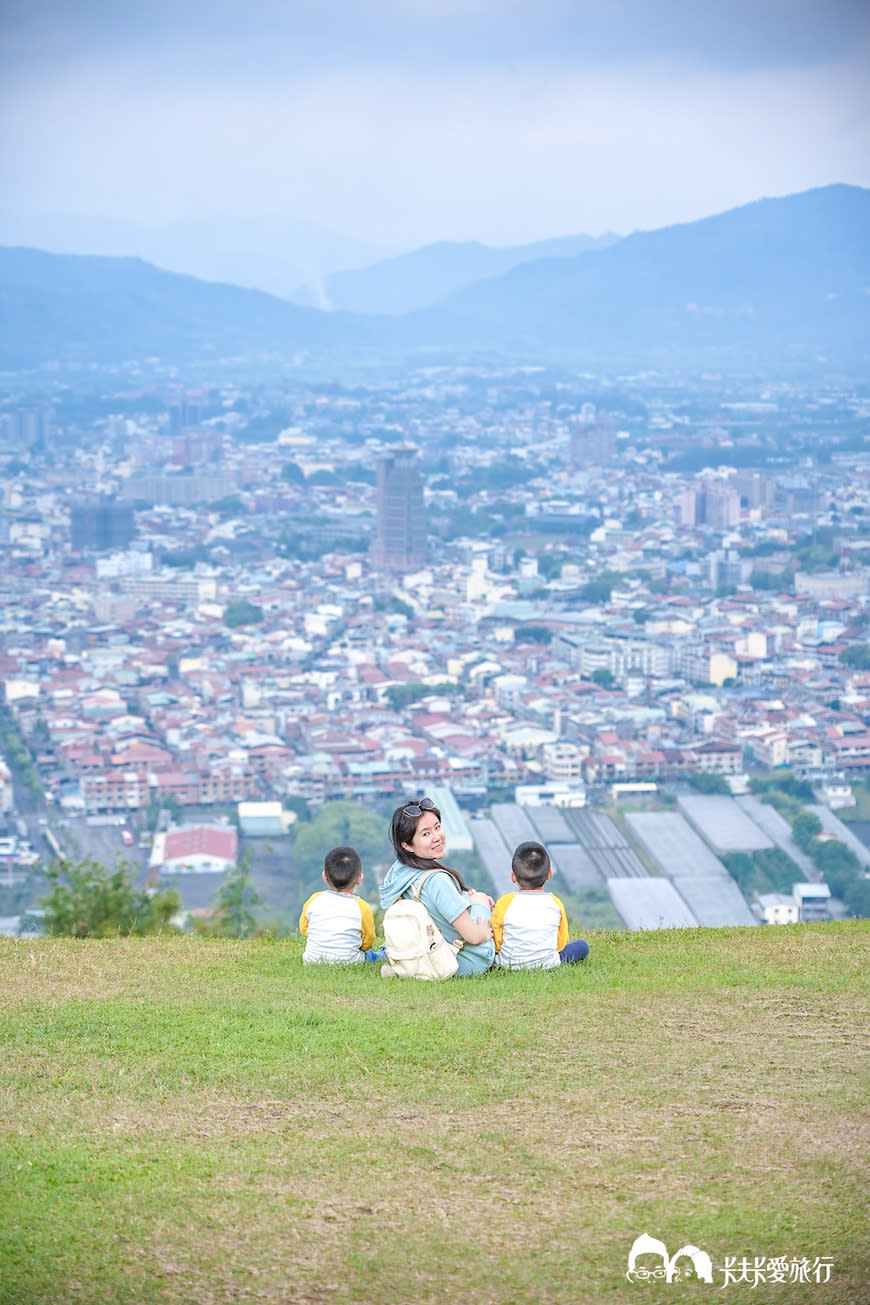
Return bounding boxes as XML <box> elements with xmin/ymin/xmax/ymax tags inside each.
<box><xmin>491</xmin><ymin>893</ymin><xmax>514</xmax><ymax>952</ymax></box>
<box><xmin>358</xmin><ymin>898</ymin><xmax>375</xmax><ymax>951</ymax></box>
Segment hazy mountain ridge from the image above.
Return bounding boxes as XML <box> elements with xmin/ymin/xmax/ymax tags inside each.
<box><xmin>436</xmin><ymin>184</ymin><xmax>870</xmax><ymax>364</ymax></box>
<box><xmin>314</xmin><ymin>232</ymin><xmax>621</xmax><ymax>314</ymax></box>
<box><xmin>0</xmin><ymin>212</ymin><xmax>394</xmax><ymax>302</ymax></box>
<box><xmin>1</xmin><ymin>185</ymin><xmax>867</xmax><ymax>372</ymax></box>
<box><xmin>0</xmin><ymin>247</ymin><xmax>354</xmax><ymax>369</ymax></box>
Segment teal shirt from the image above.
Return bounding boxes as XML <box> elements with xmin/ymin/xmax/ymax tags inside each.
<box><xmin>380</xmin><ymin>860</ymin><xmax>495</xmax><ymax>976</ymax></box>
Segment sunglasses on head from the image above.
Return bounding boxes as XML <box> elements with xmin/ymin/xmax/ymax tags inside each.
<box><xmin>402</xmin><ymin>797</ymin><xmax>436</xmax><ymax>818</ymax></box>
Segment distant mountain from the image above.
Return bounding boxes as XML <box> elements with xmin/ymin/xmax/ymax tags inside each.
<box><xmin>1</xmin><ymin>186</ymin><xmax>867</xmax><ymax>372</ymax></box>
<box><xmin>317</xmin><ymin>232</ymin><xmax>621</xmax><ymax>314</ymax></box>
<box><xmin>0</xmin><ymin>247</ymin><xmax>354</xmax><ymax>369</ymax></box>
<box><xmin>0</xmin><ymin>212</ymin><xmax>393</xmax><ymax>301</ymax></box>
<box><xmin>434</xmin><ymin>184</ymin><xmax>870</xmax><ymax>368</ymax></box>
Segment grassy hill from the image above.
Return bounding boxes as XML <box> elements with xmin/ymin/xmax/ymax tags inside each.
<box><xmin>2</xmin><ymin>922</ymin><xmax>868</xmax><ymax>1305</ymax></box>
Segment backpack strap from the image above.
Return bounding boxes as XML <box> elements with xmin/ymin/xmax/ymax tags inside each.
<box><xmin>410</xmin><ymin>870</ymin><xmax>464</xmax><ymax>952</ymax></box>
<box><xmin>410</xmin><ymin>870</ymin><xmax>439</xmax><ymax>901</ymax></box>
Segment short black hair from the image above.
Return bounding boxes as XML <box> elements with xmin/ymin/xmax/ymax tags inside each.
<box><xmin>323</xmin><ymin>845</ymin><xmax>362</xmax><ymax>890</ymax></box>
<box><xmin>511</xmin><ymin>840</ymin><xmax>551</xmax><ymax>889</ymax></box>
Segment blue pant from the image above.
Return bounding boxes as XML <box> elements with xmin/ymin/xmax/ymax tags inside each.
<box><xmin>559</xmin><ymin>939</ymin><xmax>590</xmax><ymax>964</ymax></box>
<box><xmin>364</xmin><ymin>948</ymin><xmax>386</xmax><ymax>962</ymax></box>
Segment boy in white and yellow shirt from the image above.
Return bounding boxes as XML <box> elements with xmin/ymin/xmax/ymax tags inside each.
<box><xmin>492</xmin><ymin>841</ymin><xmax>590</xmax><ymax>970</ymax></box>
<box><xmin>299</xmin><ymin>846</ymin><xmax>386</xmax><ymax>965</ymax></box>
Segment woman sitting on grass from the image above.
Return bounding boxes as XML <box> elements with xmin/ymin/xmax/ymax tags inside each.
<box><xmin>380</xmin><ymin>797</ymin><xmax>496</xmax><ymax>976</ymax></box>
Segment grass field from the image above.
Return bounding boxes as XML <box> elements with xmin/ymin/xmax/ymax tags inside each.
<box><xmin>2</xmin><ymin>922</ymin><xmax>869</xmax><ymax>1305</ymax></box>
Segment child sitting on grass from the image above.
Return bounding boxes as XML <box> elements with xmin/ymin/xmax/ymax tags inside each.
<box><xmin>299</xmin><ymin>846</ymin><xmax>386</xmax><ymax>965</ymax></box>
<box><xmin>491</xmin><ymin>841</ymin><xmax>590</xmax><ymax>970</ymax></box>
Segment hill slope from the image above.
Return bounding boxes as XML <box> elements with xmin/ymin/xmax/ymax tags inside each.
<box><xmin>2</xmin><ymin>922</ymin><xmax>868</xmax><ymax>1305</ymax></box>
<box><xmin>318</xmin><ymin>231</ymin><xmax>621</xmax><ymax>314</ymax></box>
<box><xmin>0</xmin><ymin>246</ymin><xmax>352</xmax><ymax>369</ymax></box>
<box><xmin>436</xmin><ymin>183</ymin><xmax>870</xmax><ymax>367</ymax></box>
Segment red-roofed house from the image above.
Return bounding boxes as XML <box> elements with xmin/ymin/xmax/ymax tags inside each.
<box><xmin>152</xmin><ymin>824</ymin><xmax>238</xmax><ymax>875</ymax></box>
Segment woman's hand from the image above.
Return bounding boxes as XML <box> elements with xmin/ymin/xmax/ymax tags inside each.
<box><xmin>451</xmin><ymin>909</ymin><xmax>493</xmax><ymax>947</ymax></box>
<box><xmin>468</xmin><ymin>890</ymin><xmax>495</xmax><ymax>911</ymax></box>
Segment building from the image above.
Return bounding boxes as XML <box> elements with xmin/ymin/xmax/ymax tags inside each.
<box><xmin>370</xmin><ymin>445</ymin><xmax>427</xmax><ymax>570</ymax></box>
<box><xmin>755</xmin><ymin>892</ymin><xmax>800</xmax><ymax>925</ymax></box>
<box><xmin>151</xmin><ymin>823</ymin><xmax>238</xmax><ymax>875</ymax></box>
<box><xmin>1</xmin><ymin>407</ymin><xmax>51</xmax><ymax>449</ymax></box>
<box><xmin>571</xmin><ymin>413</ymin><xmax>617</xmax><ymax>467</ymax></box>
<box><xmin>237</xmin><ymin>801</ymin><xmax>289</xmax><ymax>838</ymax></box>
<box><xmin>70</xmin><ymin>500</ymin><xmax>136</xmax><ymax>553</ymax></box>
<box><xmin>119</xmin><ymin>474</ymin><xmax>235</xmax><ymax>506</ymax></box>
<box><xmin>793</xmin><ymin>882</ymin><xmax>832</xmax><ymax>922</ymax></box>
<box><xmin>168</xmin><ymin>396</ymin><xmax>202</xmax><ymax>434</ymax></box>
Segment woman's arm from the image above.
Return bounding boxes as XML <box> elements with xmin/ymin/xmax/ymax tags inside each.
<box><xmin>451</xmin><ymin>908</ymin><xmax>493</xmax><ymax>946</ymax></box>
<box><xmin>467</xmin><ymin>889</ymin><xmax>495</xmax><ymax>910</ymax></box>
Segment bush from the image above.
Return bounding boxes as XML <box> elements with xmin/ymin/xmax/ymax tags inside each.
<box><xmin>688</xmin><ymin>772</ymin><xmax>730</xmax><ymax>795</ymax></box>
<box><xmin>196</xmin><ymin>855</ymin><xmax>264</xmax><ymax>938</ymax></box>
<box><xmin>224</xmin><ymin>599</ymin><xmax>263</xmax><ymax>628</ymax></box>
<box><xmin>40</xmin><ymin>857</ymin><xmax>180</xmax><ymax>938</ymax></box>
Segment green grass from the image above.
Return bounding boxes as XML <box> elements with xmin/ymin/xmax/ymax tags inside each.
<box><xmin>2</xmin><ymin>923</ymin><xmax>869</xmax><ymax>1305</ymax></box>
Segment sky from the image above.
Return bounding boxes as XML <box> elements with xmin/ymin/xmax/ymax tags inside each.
<box><xmin>1</xmin><ymin>0</ymin><xmax>869</xmax><ymax>248</ymax></box>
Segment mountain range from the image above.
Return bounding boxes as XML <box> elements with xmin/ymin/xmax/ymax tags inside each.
<box><xmin>306</xmin><ymin>232</ymin><xmax>621</xmax><ymax>315</ymax></box>
<box><xmin>0</xmin><ymin>212</ymin><xmax>393</xmax><ymax>303</ymax></box>
<box><xmin>1</xmin><ymin>185</ymin><xmax>868</xmax><ymax>373</ymax></box>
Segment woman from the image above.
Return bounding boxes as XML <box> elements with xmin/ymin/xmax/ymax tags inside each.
<box><xmin>380</xmin><ymin>797</ymin><xmax>496</xmax><ymax>976</ymax></box>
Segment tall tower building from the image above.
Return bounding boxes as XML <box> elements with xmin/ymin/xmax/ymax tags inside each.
<box><xmin>371</xmin><ymin>445</ymin><xmax>427</xmax><ymax>571</ymax></box>
<box><xmin>571</xmin><ymin>412</ymin><xmax>617</xmax><ymax>468</ymax></box>
<box><xmin>70</xmin><ymin>499</ymin><xmax>136</xmax><ymax>552</ymax></box>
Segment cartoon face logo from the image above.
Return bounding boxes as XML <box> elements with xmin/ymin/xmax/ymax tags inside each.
<box><xmin>626</xmin><ymin>1234</ymin><xmax>714</xmax><ymax>1284</ymax></box>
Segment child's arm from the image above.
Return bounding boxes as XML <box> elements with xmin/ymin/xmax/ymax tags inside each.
<box><xmin>552</xmin><ymin>894</ymin><xmax>570</xmax><ymax>952</ymax></box>
<box><xmin>490</xmin><ymin>894</ymin><xmax>513</xmax><ymax>952</ymax></box>
<box><xmin>299</xmin><ymin>892</ymin><xmax>319</xmax><ymax>937</ymax></box>
<box><xmin>358</xmin><ymin>899</ymin><xmax>375</xmax><ymax>951</ymax></box>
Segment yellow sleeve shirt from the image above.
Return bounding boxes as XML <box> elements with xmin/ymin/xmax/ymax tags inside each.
<box><xmin>492</xmin><ymin>890</ymin><xmax>567</xmax><ymax>970</ymax></box>
<box><xmin>299</xmin><ymin>890</ymin><xmax>375</xmax><ymax>964</ymax></box>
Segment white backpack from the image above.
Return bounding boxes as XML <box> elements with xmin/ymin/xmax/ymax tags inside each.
<box><xmin>382</xmin><ymin>871</ymin><xmax>464</xmax><ymax>980</ymax></box>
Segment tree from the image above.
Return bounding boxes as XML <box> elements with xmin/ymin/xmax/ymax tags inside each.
<box><xmin>202</xmin><ymin>854</ymin><xmax>264</xmax><ymax>938</ymax></box>
<box><xmin>224</xmin><ymin>599</ymin><xmax>263</xmax><ymax>628</ymax></box>
<box><xmin>810</xmin><ymin>839</ymin><xmax>860</xmax><ymax>897</ymax></box>
<box><xmin>839</xmin><ymin>644</ymin><xmax>870</xmax><ymax>670</ymax></box>
<box><xmin>580</xmin><ymin>572</ymin><xmax>622</xmax><ymax>604</ymax></box>
<box><xmin>280</xmin><ymin>460</ymin><xmax>305</xmax><ymax>485</ymax></box>
<box><xmin>722</xmin><ymin>852</ymin><xmax>755</xmax><ymax>895</ymax></box>
<box><xmin>688</xmin><ymin>771</ymin><xmax>730</xmax><ymax>795</ymax></box>
<box><xmin>283</xmin><ymin>794</ymin><xmax>311</xmax><ymax>822</ymax></box>
<box><xmin>291</xmin><ymin>802</ymin><xmax>387</xmax><ymax>899</ymax></box>
<box><xmin>536</xmin><ymin>552</ymin><xmax>569</xmax><ymax>581</ymax></box>
<box><xmin>591</xmin><ymin>668</ymin><xmax>615</xmax><ymax>688</ymax></box>
<box><xmin>385</xmin><ymin>681</ymin><xmax>461</xmax><ymax>711</ymax></box>
<box><xmin>792</xmin><ymin>811</ymin><xmax>822</xmax><ymax>852</ymax></box>
<box><xmin>514</xmin><ymin>625</ymin><xmax>552</xmax><ymax>645</ymax></box>
<box><xmin>213</xmin><ymin>495</ymin><xmax>247</xmax><ymax>519</ymax></box>
<box><xmin>40</xmin><ymin>857</ymin><xmax>180</xmax><ymax>938</ymax></box>
<box><xmin>843</xmin><ymin>876</ymin><xmax>870</xmax><ymax>919</ymax></box>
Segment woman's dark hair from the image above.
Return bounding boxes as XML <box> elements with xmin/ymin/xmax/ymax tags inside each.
<box><xmin>389</xmin><ymin>801</ymin><xmax>469</xmax><ymax>894</ymax></box>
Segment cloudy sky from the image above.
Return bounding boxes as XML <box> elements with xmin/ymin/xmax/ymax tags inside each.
<box><xmin>2</xmin><ymin>0</ymin><xmax>869</xmax><ymax>247</ymax></box>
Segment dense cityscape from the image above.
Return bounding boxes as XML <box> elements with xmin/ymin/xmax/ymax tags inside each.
<box><xmin>2</xmin><ymin>363</ymin><xmax>870</xmax><ymax>932</ymax></box>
